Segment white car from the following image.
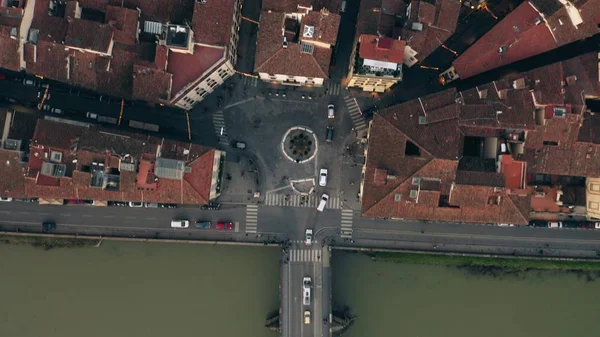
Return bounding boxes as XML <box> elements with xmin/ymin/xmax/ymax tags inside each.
<box><xmin>304</xmin><ymin>310</ymin><xmax>311</xmax><ymax>324</ymax></box>
<box><xmin>0</xmin><ymin>197</ymin><xmax>13</xmax><ymax>202</ymax></box>
<box><xmin>171</xmin><ymin>220</ymin><xmax>190</xmax><ymax>228</ymax></box>
<box><xmin>305</xmin><ymin>229</ymin><xmax>313</xmax><ymax>245</ymax></box>
<box><xmin>128</xmin><ymin>201</ymin><xmax>143</xmax><ymax>207</ymax></box>
<box><xmin>86</xmin><ymin>112</ymin><xmax>98</xmax><ymax>119</ymax></box>
<box><xmin>317</xmin><ymin>193</ymin><xmax>329</xmax><ymax>212</ymax></box>
<box><xmin>302</xmin><ymin>277</ymin><xmax>311</xmax><ymax>305</ymax></box>
<box><xmin>327</xmin><ymin>104</ymin><xmax>335</xmax><ymax>119</ymax></box>
<box><xmin>319</xmin><ymin>168</ymin><xmax>328</xmax><ymax>186</ymax></box>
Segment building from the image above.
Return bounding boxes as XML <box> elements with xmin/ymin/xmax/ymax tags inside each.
<box><xmin>2</xmin><ymin>0</ymin><xmax>243</xmax><ymax>109</ymax></box>
<box><xmin>347</xmin><ymin>0</ymin><xmax>458</xmax><ymax>92</ymax></box>
<box><xmin>0</xmin><ymin>116</ymin><xmax>225</xmax><ymax>205</ymax></box>
<box><xmin>440</xmin><ymin>0</ymin><xmax>600</xmax><ymax>83</ymax></box>
<box><xmin>360</xmin><ymin>51</ymin><xmax>600</xmax><ymax>225</ymax></box>
<box><xmin>400</xmin><ymin>0</ymin><xmax>460</xmax><ymax>67</ymax></box>
<box><xmin>253</xmin><ymin>0</ymin><xmax>340</xmax><ymax>87</ymax></box>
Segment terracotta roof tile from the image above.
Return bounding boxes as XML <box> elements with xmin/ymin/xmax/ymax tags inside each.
<box><xmin>453</xmin><ymin>2</ymin><xmax>557</xmax><ymax>79</ymax></box>
<box><xmin>192</xmin><ymin>0</ymin><xmax>236</xmax><ymax>46</ymax></box>
<box><xmin>167</xmin><ymin>44</ymin><xmax>225</xmax><ymax>99</ymax></box>
<box><xmin>381</xmin><ymin>0</ymin><xmax>406</xmax><ymax>16</ymax></box>
<box><xmin>263</xmin><ymin>0</ymin><xmax>312</xmax><ymax>12</ymax></box>
<box><xmin>132</xmin><ymin>64</ymin><xmax>172</xmax><ymax>102</ymax></box>
<box><xmin>68</xmin><ymin>51</ymin><xmax>100</xmax><ymax>90</ymax></box>
<box><xmin>0</xmin><ymin>33</ymin><xmax>20</xmax><ymax>71</ymax></box>
<box><xmin>356</xmin><ymin>0</ymin><xmax>383</xmax><ymax>36</ymax></box>
<box><xmin>312</xmin><ymin>0</ymin><xmax>343</xmax><ymax>12</ymax></box>
<box><xmin>105</xmin><ymin>6</ymin><xmax>139</xmax><ymax>45</ymax></box>
<box><xmin>300</xmin><ymin>9</ymin><xmax>340</xmax><ymax>45</ymax></box>
<box><xmin>24</xmin><ymin>41</ymin><xmax>69</xmax><ymax>82</ymax></box>
<box><xmin>65</xmin><ymin>19</ymin><xmax>114</xmax><ymax>53</ymax></box>
<box><xmin>455</xmin><ymin>171</ymin><xmax>505</xmax><ymax>187</ymax></box>
<box><xmin>358</xmin><ymin>34</ymin><xmax>405</xmax><ymax>64</ymax></box>
<box><xmin>410</xmin><ymin>1</ymin><xmax>436</xmax><ymax>25</ymax></box>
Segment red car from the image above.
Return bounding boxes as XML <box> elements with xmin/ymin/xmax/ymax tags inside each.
<box><xmin>216</xmin><ymin>221</ymin><xmax>233</xmax><ymax>230</ymax></box>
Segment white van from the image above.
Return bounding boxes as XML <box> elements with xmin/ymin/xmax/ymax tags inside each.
<box><xmin>340</xmin><ymin>0</ymin><xmax>346</xmax><ymax>12</ymax></box>
<box><xmin>317</xmin><ymin>193</ymin><xmax>329</xmax><ymax>212</ymax></box>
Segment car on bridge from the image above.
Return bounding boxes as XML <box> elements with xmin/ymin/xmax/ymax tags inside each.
<box><xmin>303</xmin><ymin>277</ymin><xmax>311</xmax><ymax>305</ymax></box>
<box><xmin>304</xmin><ymin>310</ymin><xmax>311</xmax><ymax>324</ymax></box>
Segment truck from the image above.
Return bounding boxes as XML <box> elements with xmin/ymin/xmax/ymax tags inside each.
<box><xmin>302</xmin><ymin>277</ymin><xmax>311</xmax><ymax>306</ymax></box>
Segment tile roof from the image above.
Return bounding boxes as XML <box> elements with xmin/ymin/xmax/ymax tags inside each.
<box><xmin>300</xmin><ymin>9</ymin><xmax>341</xmax><ymax>45</ymax></box>
<box><xmin>262</xmin><ymin>0</ymin><xmax>313</xmax><ymax>12</ymax></box>
<box><xmin>24</xmin><ymin>119</ymin><xmax>219</xmax><ymax>205</ymax></box>
<box><xmin>24</xmin><ymin>40</ymin><xmax>69</xmax><ymax>82</ymax></box>
<box><xmin>452</xmin><ymin>2</ymin><xmax>557</xmax><ymax>79</ymax></box>
<box><xmin>0</xmin><ymin>31</ymin><xmax>20</xmax><ymax>71</ymax></box>
<box><xmin>65</xmin><ymin>19</ymin><xmax>114</xmax><ymax>53</ymax></box>
<box><xmin>401</xmin><ymin>0</ymin><xmax>460</xmax><ymax>61</ymax></box>
<box><xmin>132</xmin><ymin>64</ymin><xmax>172</xmax><ymax>102</ymax></box>
<box><xmin>167</xmin><ymin>44</ymin><xmax>225</xmax><ymax>98</ymax></box>
<box><xmin>192</xmin><ymin>0</ymin><xmax>237</xmax><ymax>46</ymax></box>
<box><xmin>0</xmin><ymin>149</ymin><xmax>26</xmax><ymax>198</ymax></box>
<box><xmin>358</xmin><ymin>34</ymin><xmax>405</xmax><ymax>64</ymax></box>
<box><xmin>356</xmin><ymin>0</ymin><xmax>384</xmax><ymax>37</ymax></box>
<box><xmin>105</xmin><ymin>6</ymin><xmax>139</xmax><ymax>45</ymax></box>
<box><xmin>254</xmin><ymin>10</ymin><xmax>334</xmax><ymax>78</ymax></box>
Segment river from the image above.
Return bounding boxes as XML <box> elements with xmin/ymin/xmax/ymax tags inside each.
<box><xmin>0</xmin><ymin>241</ymin><xmax>280</xmax><ymax>337</ymax></box>
<box><xmin>332</xmin><ymin>251</ymin><xmax>600</xmax><ymax>337</ymax></box>
<box><xmin>2</xmin><ymin>242</ymin><xmax>600</xmax><ymax>337</ymax></box>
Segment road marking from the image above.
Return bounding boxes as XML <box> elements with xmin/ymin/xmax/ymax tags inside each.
<box><xmin>245</xmin><ymin>204</ymin><xmax>258</xmax><ymax>234</ymax></box>
<box><xmin>60</xmin><ymin>214</ymin><xmax>72</xmax><ymax>217</ymax></box>
<box><xmin>341</xmin><ymin>209</ymin><xmax>354</xmax><ymax>238</ymax></box>
<box><xmin>103</xmin><ymin>215</ymin><xmax>114</xmax><ymax>218</ymax></box>
<box><xmin>145</xmin><ymin>217</ymin><xmax>157</xmax><ymax>220</ymax></box>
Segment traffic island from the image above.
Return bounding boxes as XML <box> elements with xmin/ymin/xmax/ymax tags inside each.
<box><xmin>280</xmin><ymin>126</ymin><xmax>318</xmax><ymax>164</ymax></box>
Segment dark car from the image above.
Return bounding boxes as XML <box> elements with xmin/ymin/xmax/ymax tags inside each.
<box><xmin>326</xmin><ymin>126</ymin><xmax>334</xmax><ymax>142</ymax></box>
<box><xmin>529</xmin><ymin>220</ymin><xmax>547</xmax><ymax>227</ymax></box>
<box><xmin>216</xmin><ymin>221</ymin><xmax>233</xmax><ymax>230</ymax></box>
<box><xmin>42</xmin><ymin>222</ymin><xmax>56</xmax><ymax>233</ymax></box>
<box><xmin>195</xmin><ymin>221</ymin><xmax>211</xmax><ymax>229</ymax></box>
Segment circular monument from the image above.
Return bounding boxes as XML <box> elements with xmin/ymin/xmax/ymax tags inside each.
<box><xmin>280</xmin><ymin>126</ymin><xmax>318</xmax><ymax>163</ymax></box>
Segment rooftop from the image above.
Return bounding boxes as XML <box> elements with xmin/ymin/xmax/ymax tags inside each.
<box><xmin>167</xmin><ymin>44</ymin><xmax>225</xmax><ymax>97</ymax></box>
<box><xmin>64</xmin><ymin>19</ymin><xmax>114</xmax><ymax>53</ymax></box>
<box><xmin>358</xmin><ymin>35</ymin><xmax>405</xmax><ymax>64</ymax></box>
<box><xmin>254</xmin><ymin>9</ymin><xmax>339</xmax><ymax>78</ymax></box>
<box><xmin>23</xmin><ymin>119</ymin><xmax>218</xmax><ymax>204</ymax></box>
<box><xmin>192</xmin><ymin>0</ymin><xmax>237</xmax><ymax>46</ymax></box>
<box><xmin>361</xmin><ymin>51</ymin><xmax>600</xmax><ymax>224</ymax></box>
<box><xmin>401</xmin><ymin>0</ymin><xmax>460</xmax><ymax>61</ymax></box>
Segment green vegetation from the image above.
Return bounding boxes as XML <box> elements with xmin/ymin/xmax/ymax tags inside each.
<box><xmin>0</xmin><ymin>234</ymin><xmax>100</xmax><ymax>250</ymax></box>
<box><xmin>374</xmin><ymin>251</ymin><xmax>600</xmax><ymax>272</ymax></box>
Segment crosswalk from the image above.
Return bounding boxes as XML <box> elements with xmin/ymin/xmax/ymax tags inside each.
<box><xmin>243</xmin><ymin>76</ymin><xmax>258</xmax><ymax>87</ymax></box>
<box><xmin>340</xmin><ymin>209</ymin><xmax>354</xmax><ymax>238</ymax></box>
<box><xmin>343</xmin><ymin>95</ymin><xmax>368</xmax><ymax>133</ymax></box>
<box><xmin>245</xmin><ymin>204</ymin><xmax>258</xmax><ymax>234</ymax></box>
<box><xmin>326</xmin><ymin>82</ymin><xmax>342</xmax><ymax>96</ymax></box>
<box><xmin>212</xmin><ymin>110</ymin><xmax>228</xmax><ymax>145</ymax></box>
<box><xmin>289</xmin><ymin>249</ymin><xmax>321</xmax><ymax>262</ymax></box>
<box><xmin>264</xmin><ymin>193</ymin><xmax>341</xmax><ymax>209</ymax></box>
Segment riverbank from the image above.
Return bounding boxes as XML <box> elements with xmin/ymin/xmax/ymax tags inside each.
<box><xmin>372</xmin><ymin>251</ymin><xmax>600</xmax><ymax>272</ymax></box>
<box><xmin>0</xmin><ymin>234</ymin><xmax>101</xmax><ymax>250</ymax></box>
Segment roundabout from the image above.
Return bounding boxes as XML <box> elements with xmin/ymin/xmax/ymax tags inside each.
<box><xmin>280</xmin><ymin>126</ymin><xmax>318</xmax><ymax>164</ymax></box>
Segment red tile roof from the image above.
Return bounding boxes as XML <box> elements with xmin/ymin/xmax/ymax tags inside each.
<box><xmin>401</xmin><ymin>0</ymin><xmax>460</xmax><ymax>61</ymax></box>
<box><xmin>300</xmin><ymin>9</ymin><xmax>340</xmax><ymax>45</ymax></box>
<box><xmin>24</xmin><ymin>40</ymin><xmax>69</xmax><ymax>81</ymax></box>
<box><xmin>65</xmin><ymin>19</ymin><xmax>114</xmax><ymax>53</ymax></box>
<box><xmin>254</xmin><ymin>10</ymin><xmax>335</xmax><ymax>78</ymax></box>
<box><xmin>105</xmin><ymin>6</ymin><xmax>139</xmax><ymax>45</ymax></box>
<box><xmin>359</xmin><ymin>34</ymin><xmax>405</xmax><ymax>64</ymax></box>
<box><xmin>167</xmin><ymin>44</ymin><xmax>225</xmax><ymax>98</ymax></box>
<box><xmin>132</xmin><ymin>64</ymin><xmax>172</xmax><ymax>102</ymax></box>
<box><xmin>262</xmin><ymin>0</ymin><xmax>313</xmax><ymax>12</ymax></box>
<box><xmin>24</xmin><ymin>119</ymin><xmax>219</xmax><ymax>205</ymax></box>
<box><xmin>192</xmin><ymin>0</ymin><xmax>237</xmax><ymax>46</ymax></box>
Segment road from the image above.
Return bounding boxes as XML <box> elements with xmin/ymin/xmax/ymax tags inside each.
<box><xmin>282</xmin><ymin>242</ymin><xmax>330</xmax><ymax>337</ymax></box>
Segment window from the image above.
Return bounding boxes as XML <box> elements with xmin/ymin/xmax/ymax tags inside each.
<box><xmin>404</xmin><ymin>140</ymin><xmax>420</xmax><ymax>156</ymax></box>
<box><xmin>207</xmin><ymin>78</ymin><xmax>218</xmax><ymax>88</ymax></box>
<box><xmin>394</xmin><ymin>193</ymin><xmax>402</xmax><ymax>201</ymax></box>
<box><xmin>409</xmin><ymin>189</ymin><xmax>419</xmax><ymax>199</ymax></box>
<box><xmin>487</xmin><ymin>195</ymin><xmax>501</xmax><ymax>205</ymax></box>
<box><xmin>411</xmin><ymin>177</ymin><xmax>421</xmax><ymax>185</ymax></box>
<box><xmin>50</xmin><ymin>151</ymin><xmax>62</xmax><ymax>163</ymax></box>
<box><xmin>553</xmin><ymin>107</ymin><xmax>566</xmax><ymax>118</ymax></box>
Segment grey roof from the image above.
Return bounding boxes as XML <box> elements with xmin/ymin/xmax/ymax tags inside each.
<box><xmin>155</xmin><ymin>157</ymin><xmax>185</xmax><ymax>180</ymax></box>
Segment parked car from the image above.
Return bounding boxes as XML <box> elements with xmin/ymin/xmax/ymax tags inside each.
<box><xmin>562</xmin><ymin>221</ymin><xmax>579</xmax><ymax>229</ymax></box>
<box><xmin>319</xmin><ymin>168</ymin><xmax>328</xmax><ymax>187</ymax></box>
<box><xmin>579</xmin><ymin>222</ymin><xmax>595</xmax><ymax>229</ymax></box>
<box><xmin>305</xmin><ymin>228</ymin><xmax>313</xmax><ymax>245</ymax></box>
<box><xmin>86</xmin><ymin>112</ymin><xmax>98</xmax><ymax>119</ymax></box>
<box><xmin>144</xmin><ymin>202</ymin><xmax>158</xmax><ymax>208</ymax></box>
<box><xmin>216</xmin><ymin>221</ymin><xmax>233</xmax><ymax>230</ymax></box>
<box><xmin>195</xmin><ymin>221</ymin><xmax>211</xmax><ymax>229</ymax></box>
<box><xmin>326</xmin><ymin>126</ymin><xmax>334</xmax><ymax>142</ymax></box>
<box><xmin>171</xmin><ymin>220</ymin><xmax>190</xmax><ymax>228</ymax></box>
<box><xmin>50</xmin><ymin>107</ymin><xmax>63</xmax><ymax>114</ymax></box>
<box><xmin>0</xmin><ymin>196</ymin><xmax>12</xmax><ymax>202</ymax></box>
<box><xmin>327</xmin><ymin>104</ymin><xmax>335</xmax><ymax>119</ymax></box>
<box><xmin>596</xmin><ymin>222</ymin><xmax>600</xmax><ymax>229</ymax></box>
<box><xmin>42</xmin><ymin>105</ymin><xmax>51</xmax><ymax>111</ymax></box>
<box><xmin>128</xmin><ymin>201</ymin><xmax>143</xmax><ymax>207</ymax></box>
<box><xmin>529</xmin><ymin>221</ymin><xmax>547</xmax><ymax>227</ymax></box>
<box><xmin>233</xmin><ymin>141</ymin><xmax>246</xmax><ymax>149</ymax></box>
<box><xmin>23</xmin><ymin>79</ymin><xmax>36</xmax><ymax>86</ymax></box>
<box><xmin>42</xmin><ymin>222</ymin><xmax>56</xmax><ymax>233</ymax></box>
<box><xmin>548</xmin><ymin>221</ymin><xmax>563</xmax><ymax>228</ymax></box>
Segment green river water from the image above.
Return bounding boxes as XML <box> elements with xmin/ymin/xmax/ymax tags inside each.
<box><xmin>1</xmin><ymin>241</ymin><xmax>600</xmax><ymax>337</ymax></box>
